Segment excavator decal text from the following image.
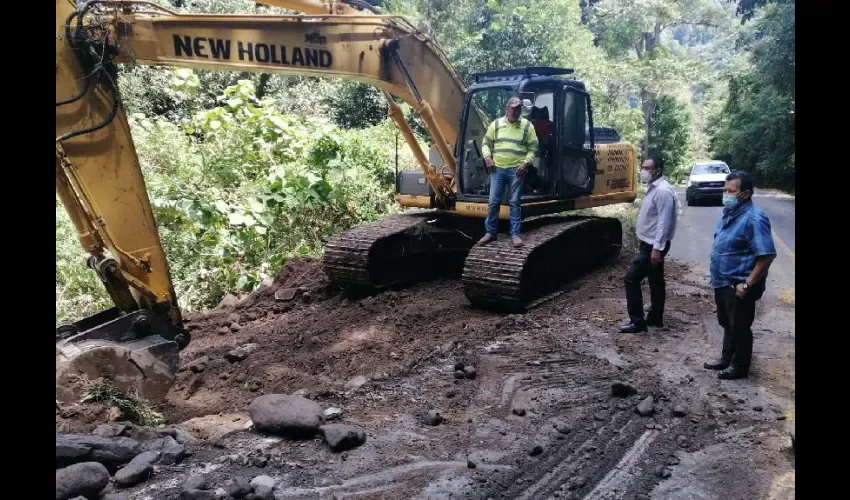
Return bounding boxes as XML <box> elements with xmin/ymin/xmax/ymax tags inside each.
<box><xmin>172</xmin><ymin>35</ymin><xmax>333</xmax><ymax>68</ymax></box>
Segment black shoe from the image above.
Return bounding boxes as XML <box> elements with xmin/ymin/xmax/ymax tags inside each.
<box><xmin>619</xmin><ymin>322</ymin><xmax>647</xmax><ymax>333</ymax></box>
<box><xmin>646</xmin><ymin>318</ymin><xmax>663</xmax><ymax>328</ymax></box>
<box><xmin>718</xmin><ymin>366</ymin><xmax>749</xmax><ymax>380</ymax></box>
<box><xmin>703</xmin><ymin>359</ymin><xmax>730</xmax><ymax>370</ymax></box>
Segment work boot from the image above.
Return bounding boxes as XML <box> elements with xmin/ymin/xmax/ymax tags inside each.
<box><xmin>511</xmin><ymin>236</ymin><xmax>524</xmax><ymax>247</ymax></box>
<box><xmin>718</xmin><ymin>365</ymin><xmax>749</xmax><ymax>380</ymax></box>
<box><xmin>703</xmin><ymin>358</ymin><xmax>731</xmax><ymax>370</ymax></box>
<box><xmin>477</xmin><ymin>234</ymin><xmax>496</xmax><ymax>246</ymax></box>
<box><xmin>619</xmin><ymin>321</ymin><xmax>647</xmax><ymax>333</ymax></box>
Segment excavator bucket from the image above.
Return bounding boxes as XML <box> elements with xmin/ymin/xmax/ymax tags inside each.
<box><xmin>55</xmin><ymin>308</ymin><xmax>182</xmax><ymax>405</ymax></box>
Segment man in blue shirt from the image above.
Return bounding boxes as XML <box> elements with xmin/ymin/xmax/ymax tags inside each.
<box><xmin>704</xmin><ymin>170</ymin><xmax>776</xmax><ymax>380</ymax></box>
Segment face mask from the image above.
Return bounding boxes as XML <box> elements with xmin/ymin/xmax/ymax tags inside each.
<box><xmin>639</xmin><ymin>170</ymin><xmax>652</xmax><ymax>184</ymax></box>
<box><xmin>722</xmin><ymin>193</ymin><xmax>739</xmax><ymax>209</ymax></box>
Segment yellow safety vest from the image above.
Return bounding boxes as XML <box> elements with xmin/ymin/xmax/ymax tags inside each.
<box><xmin>481</xmin><ymin>116</ymin><xmax>539</xmax><ymax>169</ymax></box>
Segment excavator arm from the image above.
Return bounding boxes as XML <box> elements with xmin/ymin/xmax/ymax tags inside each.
<box><xmin>55</xmin><ymin>0</ymin><xmax>478</xmax><ymax>402</ymax></box>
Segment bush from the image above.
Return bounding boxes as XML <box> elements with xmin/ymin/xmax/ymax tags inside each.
<box><xmin>56</xmin><ymin>73</ymin><xmax>422</xmax><ymax>321</ymax></box>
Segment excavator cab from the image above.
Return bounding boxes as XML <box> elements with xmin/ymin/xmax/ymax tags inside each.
<box><xmin>456</xmin><ymin>67</ymin><xmax>597</xmax><ymax>210</ymax></box>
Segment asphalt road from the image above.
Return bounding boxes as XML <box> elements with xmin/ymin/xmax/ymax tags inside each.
<box><xmin>667</xmin><ymin>187</ymin><xmax>796</xmax><ymax>297</ymax></box>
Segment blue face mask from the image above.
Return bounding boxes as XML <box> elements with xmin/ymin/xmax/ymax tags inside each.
<box><xmin>722</xmin><ymin>193</ymin><xmax>739</xmax><ymax>210</ymax></box>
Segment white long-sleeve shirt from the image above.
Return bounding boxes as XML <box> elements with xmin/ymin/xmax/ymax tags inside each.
<box><xmin>636</xmin><ymin>176</ymin><xmax>678</xmax><ymax>251</ymax></box>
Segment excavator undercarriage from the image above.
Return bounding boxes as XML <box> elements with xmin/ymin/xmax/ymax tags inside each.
<box><xmin>322</xmin><ymin>212</ymin><xmax>623</xmax><ymax>312</ymax></box>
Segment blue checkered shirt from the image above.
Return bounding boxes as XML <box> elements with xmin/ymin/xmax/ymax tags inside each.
<box><xmin>710</xmin><ymin>201</ymin><xmax>777</xmax><ymax>289</ymax></box>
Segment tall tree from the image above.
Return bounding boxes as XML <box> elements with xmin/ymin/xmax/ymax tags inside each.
<box><xmin>709</xmin><ymin>1</ymin><xmax>794</xmax><ymax>190</ymax></box>
<box><xmin>588</xmin><ymin>0</ymin><xmax>726</xmax><ymax>158</ymax></box>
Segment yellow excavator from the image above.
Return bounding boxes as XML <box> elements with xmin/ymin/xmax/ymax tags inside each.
<box><xmin>56</xmin><ymin>0</ymin><xmax>637</xmax><ymax>403</ymax></box>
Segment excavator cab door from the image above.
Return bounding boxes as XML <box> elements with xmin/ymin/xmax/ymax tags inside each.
<box><xmin>553</xmin><ymin>85</ymin><xmax>597</xmax><ymax>199</ymax></box>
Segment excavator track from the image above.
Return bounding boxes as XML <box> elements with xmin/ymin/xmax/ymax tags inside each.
<box><xmin>322</xmin><ymin>210</ymin><xmax>478</xmax><ymax>290</ymax></box>
<box><xmin>462</xmin><ymin>216</ymin><xmax>623</xmax><ymax>311</ymax></box>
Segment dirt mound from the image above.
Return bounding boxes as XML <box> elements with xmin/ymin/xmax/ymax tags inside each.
<box><xmin>163</xmin><ymin>256</ymin><xmax>505</xmax><ymax>423</ymax></box>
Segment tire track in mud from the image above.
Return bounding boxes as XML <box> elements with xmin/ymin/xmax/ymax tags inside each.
<box><xmin>464</xmin><ymin>333</ymin><xmax>674</xmax><ymax>500</ymax></box>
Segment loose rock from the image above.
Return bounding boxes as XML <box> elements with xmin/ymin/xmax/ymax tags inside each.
<box><xmin>554</xmin><ymin>422</ymin><xmax>572</xmax><ymax>435</ymax></box>
<box><xmin>218</xmin><ymin>294</ymin><xmax>239</xmax><ymax>308</ymax></box>
<box><xmin>185</xmin><ymin>475</ymin><xmax>209</xmax><ymax>490</ymax></box>
<box><xmin>611</xmin><ymin>381</ymin><xmax>638</xmax><ymax>397</ymax></box>
<box><xmin>676</xmin><ymin>435</ymin><xmax>691</xmax><ymax>448</ymax></box>
<box><xmin>321</xmin><ymin>424</ymin><xmax>367</xmax><ymax>452</ymax></box>
<box><xmin>56</xmin><ymin>462</ymin><xmax>110</xmax><ymax>500</ymax></box>
<box><xmin>454</xmin><ymin>362</ymin><xmax>465</xmax><ymax>371</ymax></box>
<box><xmin>114</xmin><ymin>462</ymin><xmax>154</xmax><ymax>488</ymax></box>
<box><xmin>673</xmin><ymin>405</ymin><xmax>687</xmax><ymax>417</ymax></box>
<box><xmin>464</xmin><ymin>366</ymin><xmax>478</xmax><ymax>379</ymax></box>
<box><xmin>56</xmin><ymin>434</ymin><xmax>141</xmax><ymax>468</ymax></box>
<box><xmin>143</xmin><ymin>436</ymin><xmax>186</xmax><ymax>465</ymax></box>
<box><xmin>189</xmin><ymin>356</ymin><xmax>210</xmax><ymax>373</ymax></box>
<box><xmin>250</xmin><ymin>486</ymin><xmax>275</xmax><ymax>500</ymax></box>
<box><xmin>224</xmin><ymin>476</ymin><xmax>252</xmax><ymax>498</ymax></box>
<box><xmin>635</xmin><ymin>396</ymin><xmax>655</xmax><ymax>417</ymax></box>
<box><xmin>467</xmin><ymin>459</ymin><xmax>477</xmax><ymax>469</ymax></box>
<box><xmin>226</xmin><ymin>343</ymin><xmax>259</xmax><ymax>363</ymax></box>
<box><xmin>454</xmin><ymin>370</ymin><xmax>466</xmax><ymax>379</ymax></box>
<box><xmin>424</xmin><ymin>409</ymin><xmax>443</xmax><ymax>426</ymax></box>
<box><xmin>217</xmin><ymin>326</ymin><xmax>231</xmax><ymax>336</ymax></box>
<box><xmin>249</xmin><ymin>394</ymin><xmax>325</xmax><ymax>438</ymax></box>
<box><xmin>753</xmin><ymin>405</ymin><xmax>763</xmax><ymax>412</ymax></box>
<box><xmin>344</xmin><ymin>375</ymin><xmax>368</xmax><ymax>391</ymax></box>
<box><xmin>250</xmin><ymin>475</ymin><xmax>275</xmax><ymax>490</ymax></box>
<box><xmin>92</xmin><ymin>424</ymin><xmax>128</xmax><ymax>438</ymax></box>
<box><xmin>274</xmin><ymin>287</ymin><xmax>299</xmax><ymax>301</ymax></box>
<box><xmin>529</xmin><ymin>445</ymin><xmax>543</xmax><ymax>456</ymax></box>
<box><xmin>513</xmin><ymin>408</ymin><xmax>527</xmax><ymax>417</ymax></box>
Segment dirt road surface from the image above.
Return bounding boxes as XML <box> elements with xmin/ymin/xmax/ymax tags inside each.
<box><xmin>57</xmin><ymin>197</ymin><xmax>795</xmax><ymax>500</ymax></box>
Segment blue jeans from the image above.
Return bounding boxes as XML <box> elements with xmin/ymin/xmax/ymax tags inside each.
<box><xmin>485</xmin><ymin>166</ymin><xmax>524</xmax><ymax>237</ymax></box>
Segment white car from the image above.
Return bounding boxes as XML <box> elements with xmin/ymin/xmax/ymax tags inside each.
<box><xmin>685</xmin><ymin>161</ymin><xmax>731</xmax><ymax>206</ymax></box>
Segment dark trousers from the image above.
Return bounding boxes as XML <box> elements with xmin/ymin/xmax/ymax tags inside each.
<box><xmin>624</xmin><ymin>240</ymin><xmax>671</xmax><ymax>325</ymax></box>
<box><xmin>714</xmin><ymin>285</ymin><xmax>763</xmax><ymax>369</ymax></box>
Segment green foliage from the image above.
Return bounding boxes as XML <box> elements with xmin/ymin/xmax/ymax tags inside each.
<box><xmin>56</xmin><ymin>202</ymin><xmax>113</xmax><ymax>323</ymax></box>
<box><xmin>649</xmin><ymin>95</ymin><xmax>693</xmax><ymax>179</ymax></box>
<box><xmin>324</xmin><ymin>81</ymin><xmax>387</xmax><ymax>129</ymax></box>
<box><xmin>709</xmin><ymin>2</ymin><xmax>794</xmax><ymax>190</ymax></box>
<box><xmin>57</xmin><ymin>74</ymin><xmax>411</xmax><ymax>320</ymax></box>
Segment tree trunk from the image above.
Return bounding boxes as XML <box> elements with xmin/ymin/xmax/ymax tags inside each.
<box><xmin>638</xmin><ymin>23</ymin><xmax>661</xmax><ymax>159</ymax></box>
<box><xmin>641</xmin><ymin>88</ymin><xmax>655</xmax><ymax>158</ymax></box>
<box><xmin>256</xmin><ymin>73</ymin><xmax>272</xmax><ymax>99</ymax></box>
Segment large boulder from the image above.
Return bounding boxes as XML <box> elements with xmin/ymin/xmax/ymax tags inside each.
<box><xmin>249</xmin><ymin>394</ymin><xmax>325</xmax><ymax>438</ymax></box>
<box><xmin>56</xmin><ymin>434</ymin><xmax>141</xmax><ymax>469</ymax></box>
<box><xmin>56</xmin><ymin>462</ymin><xmax>110</xmax><ymax>500</ymax></box>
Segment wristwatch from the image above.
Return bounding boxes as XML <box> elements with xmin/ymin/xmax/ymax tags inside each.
<box><xmin>741</xmin><ymin>283</ymin><xmax>749</xmax><ymax>291</ymax></box>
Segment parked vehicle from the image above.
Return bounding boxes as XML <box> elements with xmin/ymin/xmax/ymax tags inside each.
<box><xmin>685</xmin><ymin>160</ymin><xmax>731</xmax><ymax>206</ymax></box>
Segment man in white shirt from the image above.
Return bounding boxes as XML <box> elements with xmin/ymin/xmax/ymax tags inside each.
<box><xmin>620</xmin><ymin>154</ymin><xmax>679</xmax><ymax>333</ymax></box>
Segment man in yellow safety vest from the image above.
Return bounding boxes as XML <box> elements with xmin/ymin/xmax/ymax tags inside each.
<box><xmin>478</xmin><ymin>96</ymin><xmax>539</xmax><ymax>247</ymax></box>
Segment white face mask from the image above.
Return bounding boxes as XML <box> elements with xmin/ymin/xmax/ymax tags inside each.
<box><xmin>639</xmin><ymin>170</ymin><xmax>652</xmax><ymax>184</ymax></box>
